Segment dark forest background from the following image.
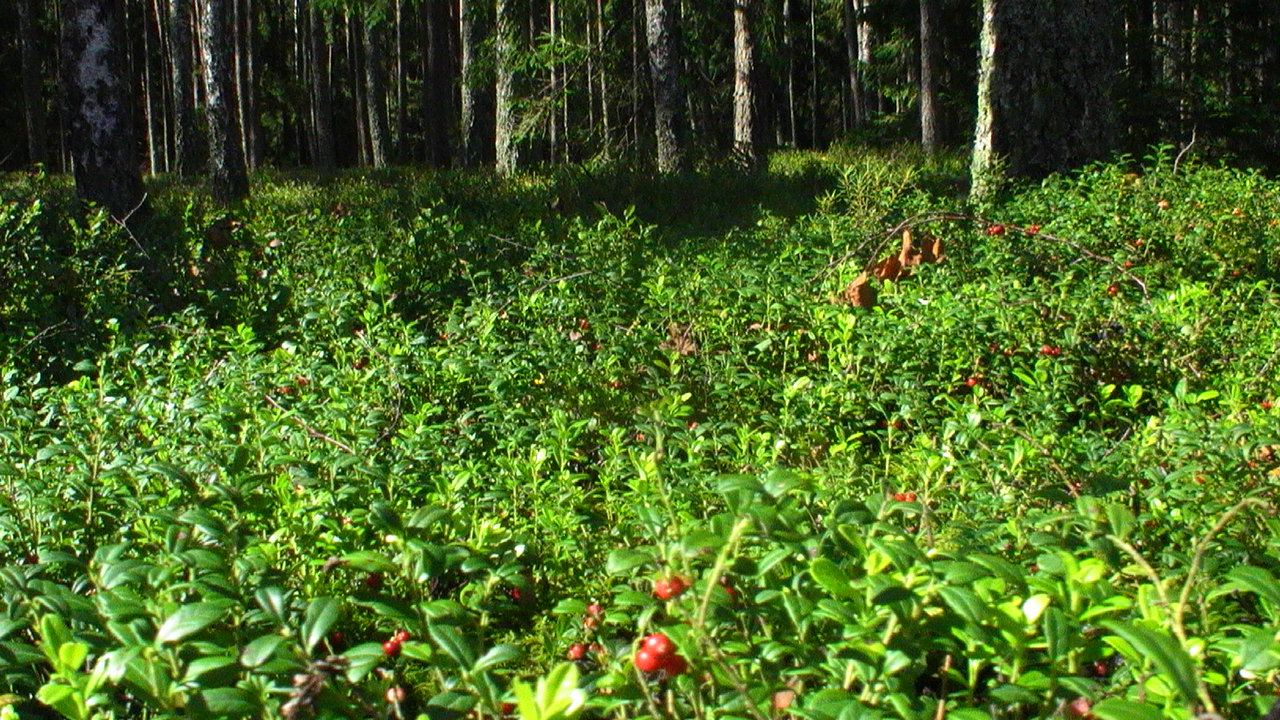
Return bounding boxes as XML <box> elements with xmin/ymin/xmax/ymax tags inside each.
<box><xmin>3</xmin><ymin>0</ymin><xmax>1278</xmax><ymax>185</ymax></box>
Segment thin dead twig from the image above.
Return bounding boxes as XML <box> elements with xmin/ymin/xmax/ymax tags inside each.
<box><xmin>264</xmin><ymin>393</ymin><xmax>357</xmax><ymax>455</ymax></box>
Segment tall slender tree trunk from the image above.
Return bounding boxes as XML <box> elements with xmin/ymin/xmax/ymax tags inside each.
<box><xmin>169</xmin><ymin>0</ymin><xmax>201</xmax><ymax>174</ymax></box>
<box><xmin>142</xmin><ymin>0</ymin><xmax>161</xmax><ymax>172</ymax></box>
<box><xmin>201</xmin><ymin>0</ymin><xmax>250</xmax><ymax>203</ymax></box>
<box><xmin>309</xmin><ymin>4</ymin><xmax>336</xmax><ymax>170</ymax></box>
<box><xmin>423</xmin><ymin>0</ymin><xmax>455</xmax><ymax>167</ymax></box>
<box><xmin>841</xmin><ymin>0</ymin><xmax>865</xmax><ymax>127</ymax></box>
<box><xmin>631</xmin><ymin>0</ymin><xmax>643</xmax><ymax>158</ymax></box>
<box><xmin>971</xmin><ymin>0</ymin><xmax>1121</xmax><ymax>200</ymax></box>
<box><xmin>595</xmin><ymin>0</ymin><xmax>612</xmax><ymax>156</ymax></box>
<box><xmin>643</xmin><ymin>0</ymin><xmax>687</xmax><ymax>172</ymax></box>
<box><xmin>733</xmin><ymin>0</ymin><xmax>759</xmax><ymax>169</ymax></box>
<box><xmin>347</xmin><ymin>14</ymin><xmax>367</xmax><ymax>165</ymax></box>
<box><xmin>459</xmin><ymin>0</ymin><xmax>491</xmax><ymax>167</ymax></box>
<box><xmin>60</xmin><ymin>0</ymin><xmax>147</xmax><ymax>221</ymax></box>
<box><xmin>548</xmin><ymin>0</ymin><xmax>560</xmax><ymax>164</ymax></box>
<box><xmin>918</xmin><ymin>0</ymin><xmax>940</xmax><ymax>151</ymax></box>
<box><xmin>150</xmin><ymin>0</ymin><xmax>171</xmax><ymax>171</ymax></box>
<box><xmin>363</xmin><ymin>12</ymin><xmax>391</xmax><ymax>168</ymax></box>
<box><xmin>234</xmin><ymin>0</ymin><xmax>263</xmax><ymax>168</ymax></box>
<box><xmin>781</xmin><ymin>0</ymin><xmax>798</xmax><ymax>146</ymax></box>
<box><xmin>1121</xmin><ymin>0</ymin><xmax>1155</xmax><ymax>149</ymax></box>
<box><xmin>19</xmin><ymin>0</ymin><xmax>49</xmax><ymax>166</ymax></box>
<box><xmin>808</xmin><ymin>0</ymin><xmax>819</xmax><ymax>147</ymax></box>
<box><xmin>494</xmin><ymin>0</ymin><xmax>519</xmax><ymax>174</ymax></box>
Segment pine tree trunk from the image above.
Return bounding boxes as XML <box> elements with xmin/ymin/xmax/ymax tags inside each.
<box><xmin>808</xmin><ymin>0</ymin><xmax>819</xmax><ymax>147</ymax></box>
<box><xmin>548</xmin><ymin>0</ymin><xmax>560</xmax><ymax>164</ymax></box>
<box><xmin>459</xmin><ymin>0</ymin><xmax>492</xmax><ymax>168</ymax></box>
<box><xmin>643</xmin><ymin>0</ymin><xmax>686</xmax><ymax>173</ymax></box>
<box><xmin>423</xmin><ymin>0</ymin><xmax>455</xmax><ymax>167</ymax></box>
<box><xmin>595</xmin><ymin>0</ymin><xmax>612</xmax><ymax>156</ymax></box>
<box><xmin>363</xmin><ymin>13</ymin><xmax>391</xmax><ymax>168</ymax></box>
<box><xmin>732</xmin><ymin>0</ymin><xmax>759</xmax><ymax>169</ymax></box>
<box><xmin>235</xmin><ymin>0</ymin><xmax>263</xmax><ymax>168</ymax></box>
<box><xmin>18</xmin><ymin>0</ymin><xmax>48</xmax><ymax>166</ymax></box>
<box><xmin>782</xmin><ymin>0</ymin><xmax>797</xmax><ymax>146</ymax></box>
<box><xmin>494</xmin><ymin>0</ymin><xmax>519</xmax><ymax>174</ymax></box>
<box><xmin>168</xmin><ymin>0</ymin><xmax>201</xmax><ymax>174</ymax></box>
<box><xmin>201</xmin><ymin>0</ymin><xmax>250</xmax><ymax>204</ymax></box>
<box><xmin>841</xmin><ymin>0</ymin><xmax>864</xmax><ymax>127</ymax></box>
<box><xmin>971</xmin><ymin>0</ymin><xmax>1121</xmax><ymax>201</ymax></box>
<box><xmin>60</xmin><ymin>0</ymin><xmax>147</xmax><ymax>220</ymax></box>
<box><xmin>142</xmin><ymin>1</ymin><xmax>161</xmax><ymax>172</ymax></box>
<box><xmin>918</xmin><ymin>0</ymin><xmax>939</xmax><ymax>151</ymax></box>
<box><xmin>309</xmin><ymin>4</ymin><xmax>336</xmax><ymax>170</ymax></box>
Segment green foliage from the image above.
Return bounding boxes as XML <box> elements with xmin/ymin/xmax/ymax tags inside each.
<box><xmin>2</xmin><ymin>153</ymin><xmax>1279</xmax><ymax>719</ymax></box>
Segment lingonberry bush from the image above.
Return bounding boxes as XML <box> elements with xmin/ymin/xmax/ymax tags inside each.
<box><xmin>1</xmin><ymin>149</ymin><xmax>1278</xmax><ymax>719</ymax></box>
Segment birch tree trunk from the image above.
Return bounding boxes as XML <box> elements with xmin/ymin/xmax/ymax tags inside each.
<box><xmin>363</xmin><ymin>12</ymin><xmax>391</xmax><ymax>168</ymax></box>
<box><xmin>200</xmin><ymin>0</ymin><xmax>250</xmax><ymax>203</ymax></box>
<box><xmin>60</xmin><ymin>0</ymin><xmax>147</xmax><ymax>220</ymax></box>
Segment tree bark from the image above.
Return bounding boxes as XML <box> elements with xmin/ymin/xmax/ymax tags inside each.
<box><xmin>459</xmin><ymin>0</ymin><xmax>492</xmax><ymax>167</ymax></box>
<box><xmin>494</xmin><ymin>0</ymin><xmax>519</xmax><ymax>174</ymax></box>
<box><xmin>363</xmin><ymin>12</ymin><xmax>391</xmax><ymax>168</ymax></box>
<box><xmin>423</xmin><ymin>0</ymin><xmax>455</xmax><ymax>167</ymax></box>
<box><xmin>308</xmin><ymin>4</ymin><xmax>336</xmax><ymax>170</ymax></box>
<box><xmin>971</xmin><ymin>0</ymin><xmax>1121</xmax><ymax>200</ymax></box>
<box><xmin>918</xmin><ymin>0</ymin><xmax>940</xmax><ymax>151</ymax></box>
<box><xmin>168</xmin><ymin>0</ymin><xmax>200</xmax><ymax>174</ymax></box>
<box><xmin>201</xmin><ymin>0</ymin><xmax>250</xmax><ymax>204</ymax></box>
<box><xmin>782</xmin><ymin>0</ymin><xmax>798</xmax><ymax>146</ymax></box>
<box><xmin>234</xmin><ymin>0</ymin><xmax>263</xmax><ymax>168</ymax></box>
<box><xmin>643</xmin><ymin>0</ymin><xmax>687</xmax><ymax>172</ymax></box>
<box><xmin>142</xmin><ymin>0</ymin><xmax>162</xmax><ymax>172</ymax></box>
<box><xmin>59</xmin><ymin>0</ymin><xmax>147</xmax><ymax>220</ymax></box>
<box><xmin>841</xmin><ymin>0</ymin><xmax>865</xmax><ymax>128</ymax></box>
<box><xmin>732</xmin><ymin>0</ymin><xmax>759</xmax><ymax>169</ymax></box>
<box><xmin>595</xmin><ymin>0</ymin><xmax>612</xmax><ymax>156</ymax></box>
<box><xmin>18</xmin><ymin>0</ymin><xmax>49</xmax><ymax>166</ymax></box>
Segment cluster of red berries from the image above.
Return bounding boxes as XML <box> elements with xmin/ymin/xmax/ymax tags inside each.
<box><xmin>634</xmin><ymin>632</ymin><xmax>687</xmax><ymax>677</ymax></box>
<box><xmin>566</xmin><ymin>642</ymin><xmax>605</xmax><ymax>661</ymax></box>
<box><xmin>1040</xmin><ymin>345</ymin><xmax>1063</xmax><ymax>356</ymax></box>
<box><xmin>582</xmin><ymin>601</ymin><xmax>603</xmax><ymax>629</ymax></box>
<box><xmin>891</xmin><ymin>492</ymin><xmax>917</xmax><ymax>502</ymax></box>
<box><xmin>382</xmin><ymin>629</ymin><xmax>411</xmax><ymax>657</ymax></box>
<box><xmin>567</xmin><ymin>602</ymin><xmax>607</xmax><ymax>660</ymax></box>
<box><xmin>1262</xmin><ymin>400</ymin><xmax>1273</xmax><ymax>411</ymax></box>
<box><xmin>653</xmin><ymin>575</ymin><xmax>689</xmax><ymax>601</ymax></box>
<box><xmin>986</xmin><ymin>224</ymin><xmax>1006</xmax><ymax>236</ymax></box>
<box><xmin>1025</xmin><ymin>224</ymin><xmax>1042</xmax><ymax>234</ymax></box>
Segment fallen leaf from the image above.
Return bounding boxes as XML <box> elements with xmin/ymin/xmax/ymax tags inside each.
<box><xmin>842</xmin><ymin>273</ymin><xmax>877</xmax><ymax>308</ymax></box>
<box><xmin>874</xmin><ymin>254</ymin><xmax>903</xmax><ymax>282</ymax></box>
